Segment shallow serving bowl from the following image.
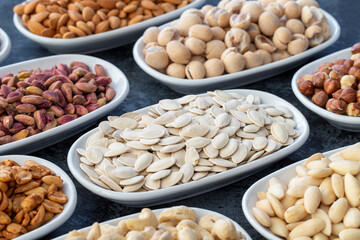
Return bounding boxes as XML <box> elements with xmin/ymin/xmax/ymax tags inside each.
<box><xmin>68</xmin><ymin>89</ymin><xmax>310</xmax><ymax>206</ymax></box>
<box><xmin>0</xmin><ymin>155</ymin><xmax>77</xmax><ymax>240</ymax></box>
<box><xmin>0</xmin><ymin>54</ymin><xmax>129</xmax><ymax>155</ymax></box>
<box><xmin>13</xmin><ymin>0</ymin><xmax>206</xmax><ymax>54</ymax></box>
<box><xmin>0</xmin><ymin>28</ymin><xmax>11</xmax><ymax>65</ymax></box>
<box><xmin>242</xmin><ymin>145</ymin><xmax>347</xmax><ymax>240</ymax></box>
<box><xmin>133</xmin><ymin>10</ymin><xmax>340</xmax><ymax>94</ymax></box>
<box><xmin>52</xmin><ymin>207</ymin><xmax>252</xmax><ymax>240</ymax></box>
<box><xmin>291</xmin><ymin>47</ymin><xmax>360</xmax><ymax>132</ymax></box>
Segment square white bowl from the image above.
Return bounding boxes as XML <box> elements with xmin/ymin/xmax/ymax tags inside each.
<box><xmin>0</xmin><ymin>155</ymin><xmax>77</xmax><ymax>240</ymax></box>
<box><xmin>67</xmin><ymin>89</ymin><xmax>310</xmax><ymax>206</ymax></box>
<box><xmin>133</xmin><ymin>10</ymin><xmax>340</xmax><ymax>94</ymax></box>
<box><xmin>0</xmin><ymin>54</ymin><xmax>129</xmax><ymax>154</ymax></box>
<box><xmin>0</xmin><ymin>28</ymin><xmax>11</xmax><ymax>65</ymax></box>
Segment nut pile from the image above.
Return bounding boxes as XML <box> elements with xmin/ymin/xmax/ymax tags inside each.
<box><xmin>142</xmin><ymin>0</ymin><xmax>330</xmax><ymax>79</ymax></box>
<box><xmin>0</xmin><ymin>159</ymin><xmax>67</xmax><ymax>239</ymax></box>
<box><xmin>297</xmin><ymin>42</ymin><xmax>360</xmax><ymax>117</ymax></box>
<box><xmin>77</xmin><ymin>90</ymin><xmax>299</xmax><ymax>192</ymax></box>
<box><xmin>65</xmin><ymin>205</ymin><xmax>246</xmax><ymax>240</ymax></box>
<box><xmin>0</xmin><ymin>61</ymin><xmax>115</xmax><ymax>146</ymax></box>
<box><xmin>252</xmin><ymin>143</ymin><xmax>360</xmax><ymax>239</ymax></box>
<box><xmin>13</xmin><ymin>0</ymin><xmax>192</xmax><ymax>39</ymax></box>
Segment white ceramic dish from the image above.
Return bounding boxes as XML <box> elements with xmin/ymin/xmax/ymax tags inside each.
<box><xmin>291</xmin><ymin>47</ymin><xmax>360</xmax><ymax>132</ymax></box>
<box><xmin>52</xmin><ymin>207</ymin><xmax>252</xmax><ymax>240</ymax></box>
<box><xmin>0</xmin><ymin>54</ymin><xmax>129</xmax><ymax>155</ymax></box>
<box><xmin>242</xmin><ymin>146</ymin><xmax>347</xmax><ymax>240</ymax></box>
<box><xmin>0</xmin><ymin>28</ymin><xmax>11</xmax><ymax>65</ymax></box>
<box><xmin>133</xmin><ymin>10</ymin><xmax>340</xmax><ymax>94</ymax></box>
<box><xmin>13</xmin><ymin>0</ymin><xmax>206</xmax><ymax>54</ymax></box>
<box><xmin>0</xmin><ymin>155</ymin><xmax>77</xmax><ymax>240</ymax></box>
<box><xmin>67</xmin><ymin>89</ymin><xmax>310</xmax><ymax>206</ymax></box>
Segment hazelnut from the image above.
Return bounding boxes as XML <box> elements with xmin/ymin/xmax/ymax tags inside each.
<box><xmin>346</xmin><ymin>102</ymin><xmax>360</xmax><ymax>117</ymax></box>
<box><xmin>353</xmin><ymin>58</ymin><xmax>360</xmax><ymax>69</ymax></box>
<box><xmin>297</xmin><ymin>0</ymin><xmax>320</xmax><ymax>8</ymax></box>
<box><xmin>190</xmin><ymin>55</ymin><xmax>206</xmax><ymax>63</ymax></box>
<box><xmin>166</xmin><ymin>40</ymin><xmax>191</xmax><ymax>64</ymax></box>
<box><xmin>254</xmin><ymin>35</ymin><xmax>276</xmax><ymax>53</ymax></box>
<box><xmin>185</xmin><ymin>37</ymin><xmax>206</xmax><ymax>55</ymax></box>
<box><xmin>204</xmin><ymin>59</ymin><xmax>225</xmax><ymax>77</ymax></box>
<box><xmin>357</xmin><ymin>90</ymin><xmax>360</xmax><ymax>102</ymax></box>
<box><xmin>244</xmin><ymin>51</ymin><xmax>263</xmax><ymax>69</ymax></box>
<box><xmin>297</xmin><ymin>74</ymin><xmax>313</xmax><ymax>84</ymax></box>
<box><xmin>224</xmin><ymin>28</ymin><xmax>250</xmax><ymax>54</ymax></box>
<box><xmin>221</xmin><ymin>47</ymin><xmax>245</xmax><ymax>73</ymax></box>
<box><xmin>312</xmin><ymin>90</ymin><xmax>328</xmax><ymax>107</ymax></box>
<box><xmin>301</xmin><ymin>6</ymin><xmax>323</xmax><ymax>27</ymax></box>
<box><xmin>333</xmin><ymin>59</ymin><xmax>346</xmax><ymax>65</ymax></box>
<box><xmin>229</xmin><ymin>13</ymin><xmax>251</xmax><ymax>30</ymax></box>
<box><xmin>340</xmin><ymin>75</ymin><xmax>357</xmax><ymax>89</ymax></box>
<box><xmin>205</xmin><ymin>40</ymin><xmax>226</xmax><ymax>59</ymax></box>
<box><xmin>351</xmin><ymin>42</ymin><xmax>360</xmax><ymax>54</ymax></box>
<box><xmin>240</xmin><ymin>2</ymin><xmax>263</xmax><ymax>22</ymax></box>
<box><xmin>272</xmin><ymin>49</ymin><xmax>291</xmax><ymax>61</ymax></box>
<box><xmin>339</xmin><ymin>88</ymin><xmax>357</xmax><ymax>103</ymax></box>
<box><xmin>287</xmin><ymin>34</ymin><xmax>309</xmax><ymax>55</ymax></box>
<box><xmin>258</xmin><ymin>11</ymin><xmax>280</xmax><ymax>37</ymax></box>
<box><xmin>318</xmin><ymin>62</ymin><xmax>333</xmax><ymax>74</ymax></box>
<box><xmin>144</xmin><ymin>45</ymin><xmax>169</xmax><ymax>70</ymax></box>
<box><xmin>286</xmin><ymin>19</ymin><xmax>305</xmax><ymax>34</ymax></box>
<box><xmin>247</xmin><ymin>23</ymin><xmax>261</xmax><ymax>42</ymax></box>
<box><xmin>284</xmin><ymin>1</ymin><xmax>301</xmax><ymax>19</ymax></box>
<box><xmin>272</xmin><ymin>27</ymin><xmax>292</xmax><ymax>50</ymax></box>
<box><xmin>332</xmin><ymin>89</ymin><xmax>343</xmax><ymax>99</ymax></box>
<box><xmin>205</xmin><ymin>7</ymin><xmax>231</xmax><ymax>28</ymax></box>
<box><xmin>157</xmin><ymin>27</ymin><xmax>181</xmax><ymax>46</ymax></box>
<box><xmin>264</xmin><ymin>2</ymin><xmax>284</xmax><ymax>18</ymax></box>
<box><xmin>324</xmin><ymin>78</ymin><xmax>340</xmax><ymax>95</ymax></box>
<box><xmin>255</xmin><ymin>49</ymin><xmax>272</xmax><ymax>65</ymax></box>
<box><xmin>177</xmin><ymin>13</ymin><xmax>203</xmax><ymax>36</ymax></box>
<box><xmin>305</xmin><ymin>25</ymin><xmax>323</xmax><ymax>47</ymax></box>
<box><xmin>143</xmin><ymin>27</ymin><xmax>160</xmax><ymax>44</ymax></box>
<box><xmin>185</xmin><ymin>61</ymin><xmax>205</xmax><ymax>79</ymax></box>
<box><xmin>344</xmin><ymin>59</ymin><xmax>354</xmax><ymax>68</ymax></box>
<box><xmin>348</xmin><ymin>67</ymin><xmax>360</xmax><ymax>80</ymax></box>
<box><xmin>211</xmin><ymin>27</ymin><xmax>226</xmax><ymax>40</ymax></box>
<box><xmin>330</xmin><ymin>64</ymin><xmax>350</xmax><ymax>80</ymax></box>
<box><xmin>188</xmin><ymin>24</ymin><xmax>213</xmax><ymax>42</ymax></box>
<box><xmin>312</xmin><ymin>71</ymin><xmax>328</xmax><ymax>88</ymax></box>
<box><xmin>298</xmin><ymin>80</ymin><xmax>314</xmax><ymax>96</ymax></box>
<box><xmin>326</xmin><ymin>99</ymin><xmax>347</xmax><ymax>115</ymax></box>
<box><xmin>166</xmin><ymin>63</ymin><xmax>186</xmax><ymax>78</ymax></box>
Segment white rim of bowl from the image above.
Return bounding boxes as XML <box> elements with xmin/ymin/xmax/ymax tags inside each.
<box><xmin>0</xmin><ymin>28</ymin><xmax>11</xmax><ymax>63</ymax></box>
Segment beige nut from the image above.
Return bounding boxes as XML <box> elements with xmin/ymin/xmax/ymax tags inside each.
<box><xmin>211</xmin><ymin>26</ymin><xmax>226</xmax><ymax>41</ymax></box>
<box><xmin>258</xmin><ymin>11</ymin><xmax>280</xmax><ymax>37</ymax></box>
<box><xmin>284</xmin><ymin>1</ymin><xmax>301</xmax><ymax>19</ymax></box>
<box><xmin>204</xmin><ymin>59</ymin><xmax>224</xmax><ymax>78</ymax></box>
<box><xmin>301</xmin><ymin>6</ymin><xmax>323</xmax><ymax>27</ymax></box>
<box><xmin>185</xmin><ymin>37</ymin><xmax>206</xmax><ymax>55</ymax></box>
<box><xmin>264</xmin><ymin>2</ymin><xmax>284</xmax><ymax>18</ymax></box>
<box><xmin>205</xmin><ymin>40</ymin><xmax>226</xmax><ymax>59</ymax></box>
<box><xmin>211</xmin><ymin>218</ymin><xmax>238</xmax><ymax>240</ymax></box>
<box><xmin>221</xmin><ymin>47</ymin><xmax>245</xmax><ymax>73</ymax></box>
<box><xmin>185</xmin><ymin>61</ymin><xmax>206</xmax><ymax>79</ymax></box>
<box><xmin>247</xmin><ymin>23</ymin><xmax>260</xmax><ymax>42</ymax></box>
<box><xmin>286</xmin><ymin>19</ymin><xmax>305</xmax><ymax>34</ymax></box>
<box><xmin>205</xmin><ymin>7</ymin><xmax>230</xmax><ymax>28</ymax></box>
<box><xmin>240</xmin><ymin>1</ymin><xmax>262</xmax><ymax>22</ymax></box>
<box><xmin>177</xmin><ymin>13</ymin><xmax>202</xmax><ymax>36</ymax></box>
<box><xmin>188</xmin><ymin>24</ymin><xmax>213</xmax><ymax>42</ymax></box>
<box><xmin>255</xmin><ymin>35</ymin><xmax>277</xmax><ymax>53</ymax></box>
<box><xmin>143</xmin><ymin>26</ymin><xmax>160</xmax><ymax>44</ymax></box>
<box><xmin>166</xmin><ymin>63</ymin><xmax>186</xmax><ymax>78</ymax></box>
<box><xmin>287</xmin><ymin>34</ymin><xmax>309</xmax><ymax>55</ymax></box>
<box><xmin>244</xmin><ymin>51</ymin><xmax>263</xmax><ymax>69</ymax></box>
<box><xmin>273</xmin><ymin>27</ymin><xmax>292</xmax><ymax>50</ymax></box>
<box><xmin>255</xmin><ymin>49</ymin><xmax>272</xmax><ymax>65</ymax></box>
<box><xmin>166</xmin><ymin>40</ymin><xmax>191</xmax><ymax>64</ymax></box>
<box><xmin>305</xmin><ymin>25</ymin><xmax>323</xmax><ymax>47</ymax></box>
<box><xmin>224</xmin><ymin>28</ymin><xmax>250</xmax><ymax>54</ymax></box>
<box><xmin>229</xmin><ymin>13</ymin><xmax>251</xmax><ymax>30</ymax></box>
<box><xmin>157</xmin><ymin>27</ymin><xmax>181</xmax><ymax>46</ymax></box>
<box><xmin>145</xmin><ymin>45</ymin><xmax>169</xmax><ymax>70</ymax></box>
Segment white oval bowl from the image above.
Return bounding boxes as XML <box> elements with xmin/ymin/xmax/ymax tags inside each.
<box><xmin>0</xmin><ymin>28</ymin><xmax>11</xmax><ymax>65</ymax></box>
<box><xmin>0</xmin><ymin>155</ymin><xmax>77</xmax><ymax>240</ymax></box>
<box><xmin>242</xmin><ymin>145</ymin><xmax>347</xmax><ymax>240</ymax></box>
<box><xmin>291</xmin><ymin>47</ymin><xmax>360</xmax><ymax>132</ymax></box>
<box><xmin>13</xmin><ymin>0</ymin><xmax>206</xmax><ymax>54</ymax></box>
<box><xmin>67</xmin><ymin>89</ymin><xmax>310</xmax><ymax>206</ymax></box>
<box><xmin>52</xmin><ymin>207</ymin><xmax>252</xmax><ymax>240</ymax></box>
<box><xmin>0</xmin><ymin>54</ymin><xmax>129</xmax><ymax>155</ymax></box>
<box><xmin>133</xmin><ymin>10</ymin><xmax>340</xmax><ymax>94</ymax></box>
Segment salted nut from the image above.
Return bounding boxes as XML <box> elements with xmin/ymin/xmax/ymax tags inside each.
<box><xmin>256</xmin><ymin>49</ymin><xmax>272</xmax><ymax>64</ymax></box>
<box><xmin>286</xmin><ymin>19</ymin><xmax>306</xmax><ymax>34</ymax></box>
<box><xmin>264</xmin><ymin>2</ymin><xmax>284</xmax><ymax>19</ymax></box>
<box><xmin>301</xmin><ymin>5</ymin><xmax>323</xmax><ymax>27</ymax></box>
<box><xmin>166</xmin><ymin>63</ymin><xmax>186</xmax><ymax>78</ymax></box>
<box><xmin>284</xmin><ymin>1</ymin><xmax>302</xmax><ymax>19</ymax></box>
<box><xmin>223</xmin><ymin>0</ymin><xmax>244</xmax><ymax>14</ymax></box>
<box><xmin>211</xmin><ymin>26</ymin><xmax>226</xmax><ymax>40</ymax></box>
<box><xmin>305</xmin><ymin>25</ymin><xmax>323</xmax><ymax>47</ymax></box>
<box><xmin>205</xmin><ymin>40</ymin><xmax>227</xmax><ymax>59</ymax></box>
<box><xmin>188</xmin><ymin>24</ymin><xmax>213</xmax><ymax>42</ymax></box>
<box><xmin>287</xmin><ymin>34</ymin><xmax>309</xmax><ymax>55</ymax></box>
<box><xmin>254</xmin><ymin>35</ymin><xmax>277</xmax><ymax>52</ymax></box>
<box><xmin>185</xmin><ymin>37</ymin><xmax>206</xmax><ymax>55</ymax></box>
<box><xmin>204</xmin><ymin>59</ymin><xmax>225</xmax><ymax>77</ymax></box>
<box><xmin>240</xmin><ymin>1</ymin><xmax>263</xmax><ymax>22</ymax></box>
<box><xmin>272</xmin><ymin>27</ymin><xmax>292</xmax><ymax>50</ymax></box>
<box><xmin>229</xmin><ymin>13</ymin><xmax>251</xmax><ymax>29</ymax></box>
<box><xmin>221</xmin><ymin>47</ymin><xmax>246</xmax><ymax>73</ymax></box>
<box><xmin>258</xmin><ymin>11</ymin><xmax>280</xmax><ymax>36</ymax></box>
<box><xmin>185</xmin><ymin>61</ymin><xmax>206</xmax><ymax>79</ymax></box>
<box><xmin>205</xmin><ymin>7</ymin><xmax>231</xmax><ymax>28</ymax></box>
<box><xmin>143</xmin><ymin>27</ymin><xmax>160</xmax><ymax>45</ymax></box>
<box><xmin>166</xmin><ymin>41</ymin><xmax>191</xmax><ymax>65</ymax></box>
<box><xmin>177</xmin><ymin>13</ymin><xmax>203</xmax><ymax>36</ymax></box>
<box><xmin>145</xmin><ymin>45</ymin><xmax>169</xmax><ymax>70</ymax></box>
<box><xmin>244</xmin><ymin>51</ymin><xmax>263</xmax><ymax>69</ymax></box>
<box><xmin>224</xmin><ymin>28</ymin><xmax>250</xmax><ymax>54</ymax></box>
<box><xmin>157</xmin><ymin>27</ymin><xmax>181</xmax><ymax>46</ymax></box>
<box><xmin>246</xmin><ymin>23</ymin><xmax>261</xmax><ymax>42</ymax></box>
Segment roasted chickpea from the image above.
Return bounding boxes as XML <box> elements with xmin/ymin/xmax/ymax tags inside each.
<box><xmin>185</xmin><ymin>61</ymin><xmax>206</xmax><ymax>79</ymax></box>
<box><xmin>247</xmin><ymin>23</ymin><xmax>261</xmax><ymax>42</ymax></box>
<box><xmin>255</xmin><ymin>49</ymin><xmax>272</xmax><ymax>65</ymax></box>
<box><xmin>221</xmin><ymin>47</ymin><xmax>245</xmax><ymax>73</ymax></box>
<box><xmin>240</xmin><ymin>1</ymin><xmax>263</xmax><ymax>22</ymax></box>
<box><xmin>157</xmin><ymin>27</ymin><xmax>181</xmax><ymax>46</ymax></box>
<box><xmin>272</xmin><ymin>27</ymin><xmax>292</xmax><ymax>50</ymax></box>
<box><xmin>188</xmin><ymin>24</ymin><xmax>213</xmax><ymax>42</ymax></box>
<box><xmin>287</xmin><ymin>34</ymin><xmax>309</xmax><ymax>55</ymax></box>
<box><xmin>185</xmin><ymin>37</ymin><xmax>206</xmax><ymax>55</ymax></box>
<box><xmin>224</xmin><ymin>28</ymin><xmax>251</xmax><ymax>54</ymax></box>
<box><xmin>143</xmin><ymin>27</ymin><xmax>160</xmax><ymax>44</ymax></box>
<box><xmin>244</xmin><ymin>51</ymin><xmax>263</xmax><ymax>69</ymax></box>
<box><xmin>229</xmin><ymin>13</ymin><xmax>251</xmax><ymax>30</ymax></box>
<box><xmin>254</xmin><ymin>35</ymin><xmax>277</xmax><ymax>52</ymax></box>
<box><xmin>166</xmin><ymin>63</ymin><xmax>186</xmax><ymax>78</ymax></box>
<box><xmin>166</xmin><ymin>40</ymin><xmax>191</xmax><ymax>64</ymax></box>
<box><xmin>258</xmin><ymin>11</ymin><xmax>280</xmax><ymax>37</ymax></box>
<box><xmin>205</xmin><ymin>40</ymin><xmax>226</xmax><ymax>59</ymax></box>
<box><xmin>286</xmin><ymin>19</ymin><xmax>305</xmax><ymax>34</ymax></box>
<box><xmin>145</xmin><ymin>45</ymin><xmax>169</xmax><ymax>70</ymax></box>
<box><xmin>284</xmin><ymin>1</ymin><xmax>301</xmax><ymax>19</ymax></box>
<box><xmin>305</xmin><ymin>25</ymin><xmax>323</xmax><ymax>47</ymax></box>
<box><xmin>204</xmin><ymin>59</ymin><xmax>225</xmax><ymax>77</ymax></box>
<box><xmin>211</xmin><ymin>27</ymin><xmax>226</xmax><ymax>40</ymax></box>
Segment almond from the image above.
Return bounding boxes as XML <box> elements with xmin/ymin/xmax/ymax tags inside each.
<box><xmin>141</xmin><ymin>0</ymin><xmax>159</xmax><ymax>10</ymax></box>
<box><xmin>68</xmin><ymin>26</ymin><xmax>86</xmax><ymax>37</ymax></box>
<box><xmin>331</xmin><ymin>173</ymin><xmax>344</xmax><ymax>198</ymax></box>
<box><xmin>319</xmin><ymin>177</ymin><xmax>336</xmax><ymax>205</ymax></box>
<box><xmin>76</xmin><ymin>21</ymin><xmax>92</xmax><ymax>35</ymax></box>
<box><xmin>267</xmin><ymin>192</ymin><xmax>285</xmax><ymax>219</ymax></box>
<box><xmin>329</xmin><ymin>160</ymin><xmax>360</xmax><ymax>175</ymax></box>
<box><xmin>98</xmin><ymin>0</ymin><xmax>116</xmax><ymax>9</ymax></box>
<box><xmin>109</xmin><ymin>16</ymin><xmax>120</xmax><ymax>29</ymax></box>
<box><xmin>303</xmin><ymin>153</ymin><xmax>325</xmax><ymax>167</ymax></box>
<box><xmin>128</xmin><ymin>15</ymin><xmax>143</xmax><ymax>25</ymax></box>
<box><xmin>81</xmin><ymin>0</ymin><xmax>100</xmax><ymax>10</ymax></box>
<box><xmin>344</xmin><ymin>173</ymin><xmax>360</xmax><ymax>207</ymax></box>
<box><xmin>339</xmin><ymin>229</ymin><xmax>360</xmax><ymax>240</ymax></box>
<box><xmin>270</xmin><ymin>217</ymin><xmax>289</xmax><ymax>238</ymax></box>
<box><xmin>304</xmin><ymin>186</ymin><xmax>321</xmax><ymax>214</ymax></box>
<box><xmin>256</xmin><ymin>199</ymin><xmax>275</xmax><ymax>217</ymax></box>
<box><xmin>63</xmin><ymin>32</ymin><xmax>76</xmax><ymax>38</ymax></box>
<box><xmin>95</xmin><ymin>20</ymin><xmax>109</xmax><ymax>34</ymax></box>
<box><xmin>24</xmin><ymin>0</ymin><xmax>39</xmax><ymax>14</ymax></box>
<box><xmin>252</xmin><ymin>207</ymin><xmax>271</xmax><ymax>227</ymax></box>
<box><xmin>343</xmin><ymin>207</ymin><xmax>360</xmax><ymax>228</ymax></box>
<box><xmin>311</xmin><ymin>209</ymin><xmax>331</xmax><ymax>236</ymax></box>
<box><xmin>68</xmin><ymin>9</ymin><xmax>83</xmax><ymax>22</ymax></box>
<box><xmin>30</xmin><ymin>11</ymin><xmax>49</xmax><ymax>22</ymax></box>
<box><xmin>284</xmin><ymin>204</ymin><xmax>307</xmax><ymax>223</ymax></box>
<box><xmin>13</xmin><ymin>4</ymin><xmax>25</xmax><ymax>15</ymax></box>
<box><xmin>82</xmin><ymin>6</ymin><xmax>95</xmax><ymax>21</ymax></box>
<box><xmin>41</xmin><ymin>28</ymin><xmax>55</xmax><ymax>38</ymax></box>
<box><xmin>307</xmin><ymin>168</ymin><xmax>333</xmax><ymax>178</ymax></box>
<box><xmin>57</xmin><ymin>14</ymin><xmax>69</xmax><ymax>29</ymax></box>
<box><xmin>328</xmin><ymin>197</ymin><xmax>349</xmax><ymax>224</ymax></box>
<box><xmin>289</xmin><ymin>218</ymin><xmax>325</xmax><ymax>239</ymax></box>
<box><xmin>27</xmin><ymin>20</ymin><xmax>45</xmax><ymax>35</ymax></box>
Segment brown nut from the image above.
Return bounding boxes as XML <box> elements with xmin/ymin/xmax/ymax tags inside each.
<box><xmin>351</xmin><ymin>43</ymin><xmax>360</xmax><ymax>54</ymax></box>
<box><xmin>346</xmin><ymin>102</ymin><xmax>360</xmax><ymax>117</ymax></box>
<box><xmin>240</xmin><ymin>1</ymin><xmax>262</xmax><ymax>22</ymax></box>
<box><xmin>229</xmin><ymin>13</ymin><xmax>251</xmax><ymax>30</ymax></box>
<box><xmin>205</xmin><ymin>40</ymin><xmax>226</xmax><ymax>59</ymax></box>
<box><xmin>338</xmin><ymin>88</ymin><xmax>357</xmax><ymax>103</ymax></box>
<box><xmin>203</xmin><ymin>59</ymin><xmax>224</xmax><ymax>78</ymax></box>
<box><xmin>348</xmin><ymin>67</ymin><xmax>360</xmax><ymax>80</ymax></box>
<box><xmin>287</xmin><ymin>34</ymin><xmax>309</xmax><ymax>55</ymax></box>
<box><xmin>312</xmin><ymin>90</ymin><xmax>328</xmax><ymax>107</ymax></box>
<box><xmin>221</xmin><ymin>47</ymin><xmax>245</xmax><ymax>73</ymax></box>
<box><xmin>188</xmin><ymin>24</ymin><xmax>213</xmax><ymax>42</ymax></box>
<box><xmin>258</xmin><ymin>11</ymin><xmax>280</xmax><ymax>37</ymax></box>
<box><xmin>185</xmin><ymin>37</ymin><xmax>206</xmax><ymax>55</ymax></box>
<box><xmin>312</xmin><ymin>71</ymin><xmax>328</xmax><ymax>88</ymax></box>
<box><xmin>340</xmin><ymin>75</ymin><xmax>357</xmax><ymax>89</ymax></box>
<box><xmin>20</xmin><ymin>193</ymin><xmax>44</xmax><ymax>212</ymax></box>
<box><xmin>185</xmin><ymin>61</ymin><xmax>205</xmax><ymax>79</ymax></box>
<box><xmin>254</xmin><ymin>35</ymin><xmax>276</xmax><ymax>53</ymax></box>
<box><xmin>166</xmin><ymin>63</ymin><xmax>186</xmax><ymax>78</ymax></box>
<box><xmin>205</xmin><ymin>7</ymin><xmax>230</xmax><ymax>28</ymax></box>
<box><xmin>166</xmin><ymin>40</ymin><xmax>191</xmax><ymax>64</ymax></box>
<box><xmin>305</xmin><ymin>25</ymin><xmax>323</xmax><ymax>47</ymax></box>
<box><xmin>332</xmin><ymin>89</ymin><xmax>343</xmax><ymax>99</ymax></box>
<box><xmin>298</xmin><ymin>80</ymin><xmax>314</xmax><ymax>96</ymax></box>
<box><xmin>326</xmin><ymin>99</ymin><xmax>347</xmax><ymax>114</ymax></box>
<box><xmin>14</xmin><ymin>115</ymin><xmax>34</xmax><ymax>126</ymax></box>
<box><xmin>272</xmin><ymin>27</ymin><xmax>292</xmax><ymax>50</ymax></box>
<box><xmin>244</xmin><ymin>51</ymin><xmax>263</xmax><ymax>69</ymax></box>
<box><xmin>57</xmin><ymin>114</ymin><xmax>77</xmax><ymax>125</ymax></box>
<box><xmin>224</xmin><ymin>28</ymin><xmax>250</xmax><ymax>54</ymax></box>
<box><xmin>324</xmin><ymin>78</ymin><xmax>340</xmax><ymax>95</ymax></box>
<box><xmin>144</xmin><ymin>45</ymin><xmax>169</xmax><ymax>69</ymax></box>
<box><xmin>330</xmin><ymin>64</ymin><xmax>349</xmax><ymax>80</ymax></box>
<box><xmin>318</xmin><ymin>62</ymin><xmax>333</xmax><ymax>74</ymax></box>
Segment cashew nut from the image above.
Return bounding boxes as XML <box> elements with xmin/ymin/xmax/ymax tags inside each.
<box><xmin>177</xmin><ymin>226</ymin><xmax>201</xmax><ymax>240</ymax></box>
<box><xmin>87</xmin><ymin>222</ymin><xmax>101</xmax><ymax>240</ymax></box>
<box><xmin>211</xmin><ymin>218</ymin><xmax>238</xmax><ymax>240</ymax></box>
<box><xmin>150</xmin><ymin>229</ymin><xmax>172</xmax><ymax>240</ymax></box>
<box><xmin>176</xmin><ymin>220</ymin><xmax>214</xmax><ymax>240</ymax></box>
<box><xmin>125</xmin><ymin>208</ymin><xmax>159</xmax><ymax>231</ymax></box>
<box><xmin>198</xmin><ymin>215</ymin><xmax>221</xmax><ymax>232</ymax></box>
<box><xmin>159</xmin><ymin>206</ymin><xmax>197</xmax><ymax>223</ymax></box>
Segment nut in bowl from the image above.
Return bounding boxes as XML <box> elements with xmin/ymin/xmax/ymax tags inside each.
<box><xmin>133</xmin><ymin>0</ymin><xmax>340</xmax><ymax>94</ymax></box>
<box><xmin>68</xmin><ymin>89</ymin><xmax>309</xmax><ymax>206</ymax></box>
<box><xmin>292</xmin><ymin>44</ymin><xmax>360</xmax><ymax>132</ymax></box>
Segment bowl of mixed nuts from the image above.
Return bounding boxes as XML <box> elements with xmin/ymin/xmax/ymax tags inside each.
<box><xmin>0</xmin><ymin>155</ymin><xmax>77</xmax><ymax>240</ymax></box>
<box><xmin>292</xmin><ymin>43</ymin><xmax>360</xmax><ymax>132</ymax></box>
<box><xmin>0</xmin><ymin>28</ymin><xmax>11</xmax><ymax>65</ymax></box>
<box><xmin>13</xmin><ymin>0</ymin><xmax>206</xmax><ymax>54</ymax></box>
<box><xmin>0</xmin><ymin>54</ymin><xmax>129</xmax><ymax>154</ymax></box>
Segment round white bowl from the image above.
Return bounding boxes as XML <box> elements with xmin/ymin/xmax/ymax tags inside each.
<box><xmin>0</xmin><ymin>54</ymin><xmax>129</xmax><ymax>155</ymax></box>
<box><xmin>68</xmin><ymin>89</ymin><xmax>310</xmax><ymax>206</ymax></box>
<box><xmin>0</xmin><ymin>155</ymin><xmax>77</xmax><ymax>240</ymax></box>
<box><xmin>0</xmin><ymin>28</ymin><xmax>11</xmax><ymax>65</ymax></box>
<box><xmin>242</xmin><ymin>145</ymin><xmax>347</xmax><ymax>240</ymax></box>
<box><xmin>133</xmin><ymin>10</ymin><xmax>340</xmax><ymax>94</ymax></box>
<box><xmin>13</xmin><ymin>0</ymin><xmax>206</xmax><ymax>54</ymax></box>
<box><xmin>52</xmin><ymin>207</ymin><xmax>252</xmax><ymax>240</ymax></box>
<box><xmin>291</xmin><ymin>47</ymin><xmax>360</xmax><ymax>132</ymax></box>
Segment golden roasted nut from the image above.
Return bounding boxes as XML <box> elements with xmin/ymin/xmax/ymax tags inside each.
<box><xmin>298</xmin><ymin>80</ymin><xmax>314</xmax><ymax>96</ymax></box>
<box><xmin>312</xmin><ymin>90</ymin><xmax>328</xmax><ymax>107</ymax></box>
<box><xmin>326</xmin><ymin>99</ymin><xmax>347</xmax><ymax>114</ymax></box>
<box><xmin>346</xmin><ymin>102</ymin><xmax>360</xmax><ymax>117</ymax></box>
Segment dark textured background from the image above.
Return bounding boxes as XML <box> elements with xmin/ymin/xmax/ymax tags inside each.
<box><xmin>0</xmin><ymin>0</ymin><xmax>359</xmax><ymax>239</ymax></box>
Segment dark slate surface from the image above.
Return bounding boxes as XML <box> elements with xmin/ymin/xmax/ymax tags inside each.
<box><xmin>0</xmin><ymin>0</ymin><xmax>359</xmax><ymax>239</ymax></box>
